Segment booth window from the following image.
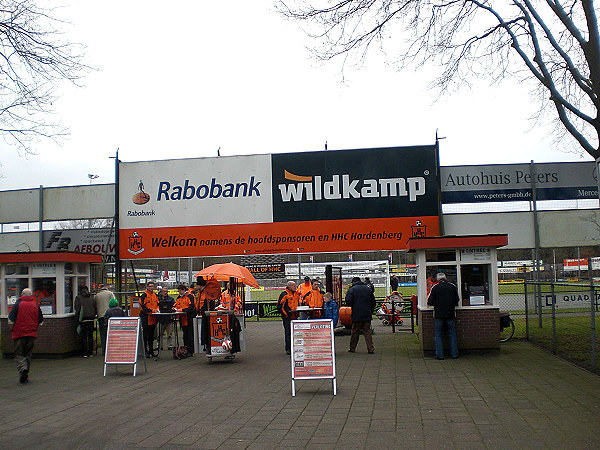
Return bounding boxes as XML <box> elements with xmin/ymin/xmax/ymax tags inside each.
<box><xmin>6</xmin><ymin>278</ymin><xmax>29</xmax><ymax>313</ymax></box>
<box><xmin>33</xmin><ymin>278</ymin><xmax>56</xmax><ymax>315</ymax></box>
<box><xmin>64</xmin><ymin>277</ymin><xmax>75</xmax><ymax>314</ymax></box>
<box><xmin>460</xmin><ymin>264</ymin><xmax>490</xmax><ymax>306</ymax></box>
<box><xmin>5</xmin><ymin>264</ymin><xmax>28</xmax><ymax>276</ymax></box>
<box><xmin>425</xmin><ymin>250</ymin><xmax>456</xmax><ymax>262</ymax></box>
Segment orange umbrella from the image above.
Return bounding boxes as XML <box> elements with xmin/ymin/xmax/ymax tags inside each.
<box><xmin>194</xmin><ymin>263</ymin><xmax>260</xmax><ymax>288</ymax></box>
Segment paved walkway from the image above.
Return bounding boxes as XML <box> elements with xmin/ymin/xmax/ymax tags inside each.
<box><xmin>1</xmin><ymin>320</ymin><xmax>599</xmax><ymax>449</ymax></box>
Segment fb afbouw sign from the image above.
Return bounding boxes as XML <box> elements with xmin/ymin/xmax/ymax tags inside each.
<box><xmin>118</xmin><ymin>146</ymin><xmax>440</xmax><ymax>258</ymax></box>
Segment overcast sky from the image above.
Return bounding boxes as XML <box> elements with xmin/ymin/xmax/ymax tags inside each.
<box><xmin>0</xmin><ymin>1</ymin><xmax>592</xmax><ymax>191</ymax></box>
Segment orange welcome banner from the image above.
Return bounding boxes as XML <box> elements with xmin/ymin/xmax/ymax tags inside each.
<box><xmin>120</xmin><ymin>216</ymin><xmax>439</xmax><ymax>259</ymax></box>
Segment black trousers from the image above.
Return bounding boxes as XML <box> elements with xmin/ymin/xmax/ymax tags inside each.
<box><xmin>181</xmin><ymin>325</ymin><xmax>194</xmax><ymax>354</ymax></box>
<box><xmin>81</xmin><ymin>321</ymin><xmax>95</xmax><ymax>356</ymax></box>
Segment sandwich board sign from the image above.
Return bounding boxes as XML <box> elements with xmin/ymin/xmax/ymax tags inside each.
<box><xmin>104</xmin><ymin>317</ymin><xmax>146</xmax><ymax>376</ymax></box>
<box><xmin>290</xmin><ymin>319</ymin><xmax>336</xmax><ymax>396</ymax></box>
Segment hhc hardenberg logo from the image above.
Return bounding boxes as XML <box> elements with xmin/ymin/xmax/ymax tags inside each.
<box><xmin>127</xmin><ymin>231</ymin><xmax>145</xmax><ymax>255</ymax></box>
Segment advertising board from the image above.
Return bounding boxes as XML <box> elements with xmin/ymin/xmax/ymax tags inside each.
<box><xmin>291</xmin><ymin>319</ymin><xmax>336</xmax><ymax>396</ymax></box>
<box><xmin>119</xmin><ymin>146</ymin><xmax>440</xmax><ymax>259</ymax></box>
<box><xmin>441</xmin><ymin>161</ymin><xmax>597</xmax><ymax>203</ymax></box>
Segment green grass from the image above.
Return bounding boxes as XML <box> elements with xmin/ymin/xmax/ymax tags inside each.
<box><xmin>513</xmin><ymin>315</ymin><xmax>600</xmax><ymax>373</ymax></box>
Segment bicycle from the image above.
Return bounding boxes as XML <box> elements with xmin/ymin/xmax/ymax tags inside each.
<box><xmin>499</xmin><ymin>311</ymin><xmax>515</xmax><ymax>342</ymax></box>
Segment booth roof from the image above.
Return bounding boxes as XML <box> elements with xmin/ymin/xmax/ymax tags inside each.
<box><xmin>0</xmin><ymin>252</ymin><xmax>102</xmax><ymax>263</ymax></box>
<box><xmin>406</xmin><ymin>234</ymin><xmax>508</xmax><ymax>251</ymax></box>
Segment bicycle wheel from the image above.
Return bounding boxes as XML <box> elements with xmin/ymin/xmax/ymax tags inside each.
<box><xmin>500</xmin><ymin>318</ymin><xmax>515</xmax><ymax>342</ymax></box>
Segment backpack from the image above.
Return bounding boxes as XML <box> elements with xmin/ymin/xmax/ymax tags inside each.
<box><xmin>173</xmin><ymin>345</ymin><xmax>190</xmax><ymax>360</ymax></box>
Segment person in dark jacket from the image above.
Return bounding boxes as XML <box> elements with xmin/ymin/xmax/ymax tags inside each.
<box><xmin>345</xmin><ymin>277</ymin><xmax>376</xmax><ymax>354</ymax></box>
<box><xmin>75</xmin><ymin>286</ymin><xmax>97</xmax><ymax>358</ymax></box>
<box><xmin>323</xmin><ymin>292</ymin><xmax>339</xmax><ymax>327</ymax></box>
<box><xmin>157</xmin><ymin>286</ymin><xmax>175</xmax><ymax>350</ymax></box>
<box><xmin>364</xmin><ymin>277</ymin><xmax>375</xmax><ymax>293</ymax></box>
<box><xmin>427</xmin><ymin>272</ymin><xmax>460</xmax><ymax>360</ymax></box>
<box><xmin>390</xmin><ymin>275</ymin><xmax>399</xmax><ymax>293</ymax></box>
<box><xmin>103</xmin><ymin>298</ymin><xmax>125</xmax><ymax>332</ymax></box>
<box><xmin>8</xmin><ymin>288</ymin><xmax>44</xmax><ymax>384</ymax></box>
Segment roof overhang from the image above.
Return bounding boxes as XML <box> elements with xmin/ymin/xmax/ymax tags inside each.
<box><xmin>0</xmin><ymin>252</ymin><xmax>102</xmax><ymax>264</ymax></box>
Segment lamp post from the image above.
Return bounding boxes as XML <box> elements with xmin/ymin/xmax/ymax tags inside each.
<box><xmin>87</xmin><ymin>174</ymin><xmax>99</xmax><ymax>227</ymax></box>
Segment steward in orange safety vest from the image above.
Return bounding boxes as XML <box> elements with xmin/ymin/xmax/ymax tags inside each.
<box><xmin>176</xmin><ymin>284</ymin><xmax>196</xmax><ymax>353</ymax></box>
<box><xmin>304</xmin><ymin>280</ymin><xmax>324</xmax><ymax>318</ymax></box>
<box><xmin>278</xmin><ymin>281</ymin><xmax>299</xmax><ymax>319</ymax></box>
<box><xmin>140</xmin><ymin>281</ymin><xmax>159</xmax><ymax>357</ymax></box>
<box><xmin>297</xmin><ymin>276</ymin><xmax>312</xmax><ymax>298</ymax></box>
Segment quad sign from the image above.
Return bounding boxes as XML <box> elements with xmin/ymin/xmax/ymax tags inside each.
<box><xmin>119</xmin><ymin>146</ymin><xmax>440</xmax><ymax>258</ymax></box>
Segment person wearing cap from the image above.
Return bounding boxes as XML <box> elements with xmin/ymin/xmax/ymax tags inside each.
<box><xmin>427</xmin><ymin>272</ymin><xmax>460</xmax><ymax>360</ymax></box>
<box><xmin>303</xmin><ymin>279</ymin><xmax>324</xmax><ymax>319</ymax></box>
<box><xmin>102</xmin><ymin>298</ymin><xmax>125</xmax><ymax>355</ymax></box>
<box><xmin>103</xmin><ymin>298</ymin><xmax>125</xmax><ymax>334</ymax></box>
<box><xmin>297</xmin><ymin>276</ymin><xmax>312</xmax><ymax>297</ymax></box>
<box><xmin>345</xmin><ymin>277</ymin><xmax>376</xmax><ymax>354</ymax></box>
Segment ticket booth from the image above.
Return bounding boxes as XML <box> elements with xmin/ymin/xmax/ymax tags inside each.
<box><xmin>0</xmin><ymin>252</ymin><xmax>102</xmax><ymax>356</ymax></box>
<box><xmin>406</xmin><ymin>234</ymin><xmax>508</xmax><ymax>352</ymax></box>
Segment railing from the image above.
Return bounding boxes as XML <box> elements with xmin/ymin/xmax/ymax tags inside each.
<box><xmin>524</xmin><ymin>280</ymin><xmax>599</xmax><ymax>374</ymax></box>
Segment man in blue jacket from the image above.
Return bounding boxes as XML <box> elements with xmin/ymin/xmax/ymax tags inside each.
<box><xmin>427</xmin><ymin>272</ymin><xmax>460</xmax><ymax>360</ymax></box>
<box><xmin>345</xmin><ymin>277</ymin><xmax>376</xmax><ymax>354</ymax></box>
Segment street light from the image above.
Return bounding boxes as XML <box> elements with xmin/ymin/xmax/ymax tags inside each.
<box><xmin>87</xmin><ymin>174</ymin><xmax>99</xmax><ymax>228</ymax></box>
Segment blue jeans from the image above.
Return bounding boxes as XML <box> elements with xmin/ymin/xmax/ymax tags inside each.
<box><xmin>434</xmin><ymin>318</ymin><xmax>458</xmax><ymax>359</ymax></box>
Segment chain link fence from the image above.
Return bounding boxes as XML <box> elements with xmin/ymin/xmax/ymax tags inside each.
<box><xmin>524</xmin><ymin>281</ymin><xmax>600</xmax><ymax>374</ymax></box>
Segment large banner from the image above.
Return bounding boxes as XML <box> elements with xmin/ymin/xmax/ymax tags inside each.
<box><xmin>43</xmin><ymin>228</ymin><xmax>115</xmax><ymax>261</ymax></box>
<box><xmin>441</xmin><ymin>162</ymin><xmax>597</xmax><ymax>203</ymax></box>
<box><xmin>119</xmin><ymin>146</ymin><xmax>440</xmax><ymax>259</ymax></box>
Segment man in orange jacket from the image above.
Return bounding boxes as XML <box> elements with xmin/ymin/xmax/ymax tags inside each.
<box><xmin>303</xmin><ymin>279</ymin><xmax>324</xmax><ymax>318</ymax></box>
<box><xmin>297</xmin><ymin>276</ymin><xmax>312</xmax><ymax>297</ymax></box>
<box><xmin>140</xmin><ymin>281</ymin><xmax>159</xmax><ymax>358</ymax></box>
<box><xmin>175</xmin><ymin>285</ymin><xmax>196</xmax><ymax>354</ymax></box>
<box><xmin>278</xmin><ymin>281</ymin><xmax>299</xmax><ymax>355</ymax></box>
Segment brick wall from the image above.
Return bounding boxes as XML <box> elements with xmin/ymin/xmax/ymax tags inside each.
<box><xmin>419</xmin><ymin>308</ymin><xmax>500</xmax><ymax>352</ymax></box>
<box><xmin>1</xmin><ymin>316</ymin><xmax>83</xmax><ymax>357</ymax></box>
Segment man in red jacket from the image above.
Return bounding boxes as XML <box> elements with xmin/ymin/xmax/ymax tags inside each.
<box><xmin>8</xmin><ymin>288</ymin><xmax>44</xmax><ymax>384</ymax></box>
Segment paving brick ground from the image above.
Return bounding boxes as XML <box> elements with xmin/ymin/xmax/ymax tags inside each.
<box><xmin>1</xmin><ymin>320</ymin><xmax>599</xmax><ymax>449</ymax></box>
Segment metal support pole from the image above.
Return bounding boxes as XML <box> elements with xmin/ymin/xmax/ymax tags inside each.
<box><xmin>591</xmin><ymin>276</ymin><xmax>596</xmax><ymax>370</ymax></box>
<box><xmin>551</xmin><ymin>283</ymin><xmax>556</xmax><ymax>354</ymax></box>
<box><xmin>113</xmin><ymin>149</ymin><xmax>122</xmax><ymax>299</ymax></box>
<box><xmin>525</xmin><ymin>281</ymin><xmax>530</xmax><ymax>340</ymax></box>
<box><xmin>38</xmin><ymin>185</ymin><xmax>44</xmax><ymax>251</ymax></box>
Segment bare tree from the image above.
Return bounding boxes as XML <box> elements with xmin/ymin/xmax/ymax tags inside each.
<box><xmin>278</xmin><ymin>0</ymin><xmax>600</xmax><ymax>159</ymax></box>
<box><xmin>56</xmin><ymin>218</ymin><xmax>112</xmax><ymax>230</ymax></box>
<box><xmin>0</xmin><ymin>0</ymin><xmax>87</xmax><ymax>154</ymax></box>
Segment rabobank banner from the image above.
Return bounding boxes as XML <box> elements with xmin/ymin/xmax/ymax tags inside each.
<box><xmin>119</xmin><ymin>146</ymin><xmax>439</xmax><ymax>258</ymax></box>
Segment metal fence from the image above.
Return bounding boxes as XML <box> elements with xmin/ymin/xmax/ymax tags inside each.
<box><xmin>524</xmin><ymin>281</ymin><xmax>600</xmax><ymax>374</ymax></box>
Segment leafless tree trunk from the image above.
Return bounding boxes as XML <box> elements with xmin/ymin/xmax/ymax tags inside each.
<box><xmin>279</xmin><ymin>0</ymin><xmax>600</xmax><ymax>159</ymax></box>
<box><xmin>0</xmin><ymin>0</ymin><xmax>87</xmax><ymax>155</ymax></box>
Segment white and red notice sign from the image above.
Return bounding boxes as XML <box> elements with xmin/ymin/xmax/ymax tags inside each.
<box><xmin>291</xmin><ymin>319</ymin><xmax>336</xmax><ymax>379</ymax></box>
<box><xmin>105</xmin><ymin>317</ymin><xmax>140</xmax><ymax>364</ymax></box>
